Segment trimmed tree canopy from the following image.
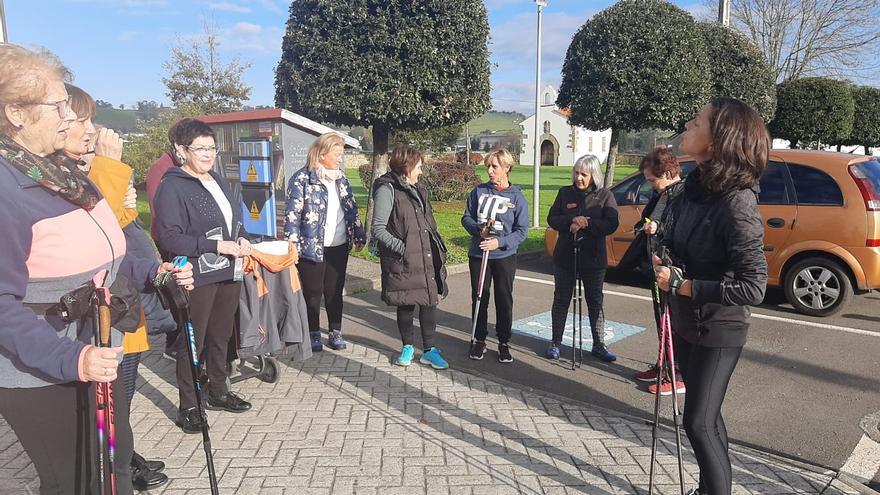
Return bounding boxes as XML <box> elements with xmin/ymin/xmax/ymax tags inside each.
<box><xmin>275</xmin><ymin>0</ymin><xmax>490</xmax><ymax>134</ymax></box>
<box><xmin>557</xmin><ymin>0</ymin><xmax>711</xmax><ymax>133</ymax></box>
<box><xmin>769</xmin><ymin>77</ymin><xmax>854</xmax><ymax>148</ymax></box>
<box><xmin>698</xmin><ymin>22</ymin><xmax>776</xmax><ymax>123</ymax></box>
<box><xmin>843</xmin><ymin>86</ymin><xmax>880</xmax><ymax>152</ymax></box>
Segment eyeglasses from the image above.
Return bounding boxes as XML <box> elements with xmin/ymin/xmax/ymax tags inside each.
<box><xmin>186</xmin><ymin>145</ymin><xmax>218</xmax><ymax>155</ymax></box>
<box><xmin>33</xmin><ymin>97</ymin><xmax>72</xmax><ymax>119</ymax></box>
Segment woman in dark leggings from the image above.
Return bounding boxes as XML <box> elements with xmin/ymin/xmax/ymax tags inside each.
<box><xmin>653</xmin><ymin>97</ymin><xmax>769</xmax><ymax>495</ymax></box>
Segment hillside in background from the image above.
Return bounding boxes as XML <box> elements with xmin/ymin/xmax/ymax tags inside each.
<box><xmin>94</xmin><ymin>107</ymin><xmax>140</xmax><ymax>133</ymax></box>
<box><xmin>467</xmin><ymin>110</ymin><xmax>525</xmax><ymax>134</ymax></box>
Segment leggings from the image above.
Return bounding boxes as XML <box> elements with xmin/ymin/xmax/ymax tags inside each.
<box><xmin>396</xmin><ymin>304</ymin><xmax>437</xmax><ymax>350</ymax></box>
<box><xmin>469</xmin><ymin>254</ymin><xmax>517</xmax><ymax>344</ymax></box>
<box><xmin>298</xmin><ymin>244</ymin><xmax>350</xmax><ymax>334</ymax></box>
<box><xmin>675</xmin><ymin>336</ymin><xmax>743</xmax><ymax>495</ymax></box>
<box><xmin>550</xmin><ymin>264</ymin><xmax>607</xmax><ymax>347</ymax></box>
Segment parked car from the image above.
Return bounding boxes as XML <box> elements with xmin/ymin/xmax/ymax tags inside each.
<box><xmin>545</xmin><ymin>150</ymin><xmax>880</xmax><ymax>317</ymax></box>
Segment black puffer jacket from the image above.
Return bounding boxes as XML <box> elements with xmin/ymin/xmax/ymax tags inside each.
<box><xmin>547</xmin><ymin>184</ymin><xmax>619</xmax><ymax>271</ymax></box>
<box><xmin>663</xmin><ymin>169</ymin><xmax>767</xmax><ymax>347</ymax></box>
<box><xmin>372</xmin><ymin>172</ymin><xmax>448</xmax><ymax>307</ymax></box>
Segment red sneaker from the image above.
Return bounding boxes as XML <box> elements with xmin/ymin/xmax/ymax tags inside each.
<box><xmin>648</xmin><ymin>379</ymin><xmax>686</xmax><ymax>396</ymax></box>
<box><xmin>634</xmin><ymin>364</ymin><xmax>660</xmax><ymax>382</ymax></box>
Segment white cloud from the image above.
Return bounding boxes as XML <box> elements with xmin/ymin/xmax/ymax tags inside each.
<box><xmin>210</xmin><ymin>2</ymin><xmax>252</xmax><ymax>13</ymax></box>
<box><xmin>213</xmin><ymin>22</ymin><xmax>284</xmax><ymax>55</ymax></box>
<box><xmin>258</xmin><ymin>0</ymin><xmax>287</xmax><ymax>13</ymax></box>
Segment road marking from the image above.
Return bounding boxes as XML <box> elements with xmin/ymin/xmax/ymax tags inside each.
<box><xmin>840</xmin><ymin>434</ymin><xmax>880</xmax><ymax>484</ymax></box>
<box><xmin>514</xmin><ymin>275</ymin><xmax>880</xmax><ymax>338</ymax></box>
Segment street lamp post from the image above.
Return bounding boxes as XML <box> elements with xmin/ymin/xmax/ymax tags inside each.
<box><xmin>0</xmin><ymin>0</ymin><xmax>8</xmax><ymax>43</ymax></box>
<box><xmin>718</xmin><ymin>0</ymin><xmax>730</xmax><ymax>26</ymax></box>
<box><xmin>532</xmin><ymin>0</ymin><xmax>547</xmax><ymax>228</ymax></box>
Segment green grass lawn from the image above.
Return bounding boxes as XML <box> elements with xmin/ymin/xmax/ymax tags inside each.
<box><xmin>137</xmin><ymin>164</ymin><xmax>640</xmax><ymax>266</ymax></box>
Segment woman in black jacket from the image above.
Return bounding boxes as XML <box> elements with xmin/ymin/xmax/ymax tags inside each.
<box><xmin>371</xmin><ymin>146</ymin><xmax>449</xmax><ymax>370</ymax></box>
<box><xmin>546</xmin><ymin>154</ymin><xmax>619</xmax><ymax>362</ymax></box>
<box><xmin>154</xmin><ymin>119</ymin><xmax>253</xmax><ymax>433</ymax></box>
<box><xmin>654</xmin><ymin>97</ymin><xmax>769</xmax><ymax>495</ymax></box>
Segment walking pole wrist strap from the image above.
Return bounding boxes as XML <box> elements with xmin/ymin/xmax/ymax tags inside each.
<box><xmin>667</xmin><ymin>266</ymin><xmax>685</xmax><ymax>297</ymax></box>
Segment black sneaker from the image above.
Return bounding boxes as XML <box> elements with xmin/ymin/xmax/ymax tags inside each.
<box><xmin>469</xmin><ymin>340</ymin><xmax>487</xmax><ymax>360</ymax></box>
<box><xmin>498</xmin><ymin>343</ymin><xmax>513</xmax><ymax>363</ymax></box>
<box><xmin>131</xmin><ymin>451</ymin><xmax>165</xmax><ymax>473</ymax></box>
<box><xmin>207</xmin><ymin>391</ymin><xmax>252</xmax><ymax>413</ymax></box>
<box><xmin>131</xmin><ymin>464</ymin><xmax>168</xmax><ymax>491</ymax></box>
<box><xmin>175</xmin><ymin>407</ymin><xmax>206</xmax><ymax>434</ymax></box>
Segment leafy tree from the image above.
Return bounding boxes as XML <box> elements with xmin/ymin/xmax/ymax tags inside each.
<box><xmin>840</xmin><ymin>86</ymin><xmax>880</xmax><ymax>155</ymax></box>
<box><xmin>275</xmin><ymin>0</ymin><xmax>490</xmax><ymax>231</ymax></box>
<box><xmin>558</xmin><ymin>0</ymin><xmax>711</xmax><ymax>185</ymax></box>
<box><xmin>95</xmin><ymin>99</ymin><xmax>114</xmax><ymax>109</ymax></box>
<box><xmin>391</xmin><ymin>124</ymin><xmax>462</xmax><ymax>152</ymax></box>
<box><xmin>123</xmin><ymin>104</ymin><xmax>203</xmax><ymax>182</ymax></box>
<box><xmin>163</xmin><ymin>22</ymin><xmax>252</xmax><ymax>114</ymax></box>
<box><xmin>769</xmin><ymin>77</ymin><xmax>854</xmax><ymax>149</ymax></box>
<box><xmin>698</xmin><ymin>22</ymin><xmax>776</xmax><ymax>122</ymax></box>
<box><xmin>136</xmin><ymin>100</ymin><xmax>162</xmax><ymax>121</ymax></box>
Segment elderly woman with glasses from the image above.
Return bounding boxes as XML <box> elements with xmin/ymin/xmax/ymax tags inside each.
<box><xmin>153</xmin><ymin>118</ymin><xmax>254</xmax><ymax>434</ymax></box>
<box><xmin>546</xmin><ymin>154</ymin><xmax>620</xmax><ymax>362</ymax></box>
<box><xmin>0</xmin><ymin>44</ymin><xmax>193</xmax><ymax>494</ymax></box>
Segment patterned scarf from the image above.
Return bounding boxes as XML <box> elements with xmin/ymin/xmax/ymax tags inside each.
<box><xmin>315</xmin><ymin>163</ymin><xmax>343</xmax><ymax>182</ymax></box>
<box><xmin>0</xmin><ymin>134</ymin><xmax>101</xmax><ymax>210</ymax></box>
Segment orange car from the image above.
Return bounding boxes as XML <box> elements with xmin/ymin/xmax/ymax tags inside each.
<box><xmin>545</xmin><ymin>150</ymin><xmax>880</xmax><ymax>316</ymax></box>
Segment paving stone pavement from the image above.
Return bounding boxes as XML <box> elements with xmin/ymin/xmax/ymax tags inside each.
<box><xmin>0</xmin><ymin>341</ymin><xmax>860</xmax><ymax>495</ymax></box>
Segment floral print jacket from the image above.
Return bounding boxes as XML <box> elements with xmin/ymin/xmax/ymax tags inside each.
<box><xmin>284</xmin><ymin>166</ymin><xmax>366</xmax><ymax>262</ymax></box>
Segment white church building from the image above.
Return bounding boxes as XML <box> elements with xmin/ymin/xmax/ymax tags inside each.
<box><xmin>519</xmin><ymin>86</ymin><xmax>613</xmax><ymax>167</ymax></box>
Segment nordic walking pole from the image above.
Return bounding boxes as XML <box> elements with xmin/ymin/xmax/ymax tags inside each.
<box><xmin>468</xmin><ymin>233</ymin><xmax>491</xmax><ymax>351</ymax></box>
<box><xmin>663</xmin><ymin>296</ymin><xmax>687</xmax><ymax>495</ymax></box>
<box><xmin>171</xmin><ymin>256</ymin><xmax>220</xmax><ymax>495</ymax></box>
<box><xmin>92</xmin><ymin>270</ymin><xmax>116</xmax><ymax>495</ymax></box>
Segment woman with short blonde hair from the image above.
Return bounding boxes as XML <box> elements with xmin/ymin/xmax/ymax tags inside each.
<box><xmin>284</xmin><ymin>132</ymin><xmax>365</xmax><ymax>352</ymax></box>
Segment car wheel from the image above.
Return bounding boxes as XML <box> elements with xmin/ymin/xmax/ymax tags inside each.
<box><xmin>783</xmin><ymin>257</ymin><xmax>852</xmax><ymax>317</ymax></box>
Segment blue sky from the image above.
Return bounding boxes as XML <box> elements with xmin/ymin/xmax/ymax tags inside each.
<box><xmin>7</xmin><ymin>0</ymin><xmax>707</xmax><ymax>114</ymax></box>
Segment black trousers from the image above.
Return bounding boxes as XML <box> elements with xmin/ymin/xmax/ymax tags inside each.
<box><xmin>298</xmin><ymin>244</ymin><xmax>349</xmax><ymax>334</ymax></box>
<box><xmin>550</xmin><ymin>264</ymin><xmax>607</xmax><ymax>347</ymax></box>
<box><xmin>675</xmin><ymin>336</ymin><xmax>743</xmax><ymax>495</ymax></box>
<box><xmin>176</xmin><ymin>281</ymin><xmax>242</xmax><ymax>409</ymax></box>
<box><xmin>0</xmin><ymin>380</ymin><xmax>133</xmax><ymax>495</ymax></box>
<box><xmin>397</xmin><ymin>304</ymin><xmax>437</xmax><ymax>350</ymax></box>
<box><xmin>469</xmin><ymin>254</ymin><xmax>517</xmax><ymax>344</ymax></box>
<box><xmin>120</xmin><ymin>351</ymin><xmax>141</xmax><ymax>406</ymax></box>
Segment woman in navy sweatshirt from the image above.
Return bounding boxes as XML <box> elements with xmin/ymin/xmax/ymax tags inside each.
<box><xmin>461</xmin><ymin>149</ymin><xmax>529</xmax><ymax>363</ymax></box>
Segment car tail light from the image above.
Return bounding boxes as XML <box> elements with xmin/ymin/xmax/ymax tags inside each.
<box><xmin>868</xmin><ymin>239</ymin><xmax>880</xmax><ymax>247</ymax></box>
<box><xmin>849</xmin><ymin>164</ymin><xmax>880</xmax><ymax>211</ymax></box>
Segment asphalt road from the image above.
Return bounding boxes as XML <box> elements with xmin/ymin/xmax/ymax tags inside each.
<box><xmin>338</xmin><ymin>255</ymin><xmax>880</xmax><ymax>475</ymax></box>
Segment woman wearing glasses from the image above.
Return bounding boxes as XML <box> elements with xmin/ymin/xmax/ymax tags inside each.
<box><xmin>153</xmin><ymin>118</ymin><xmax>253</xmax><ymax>433</ymax></box>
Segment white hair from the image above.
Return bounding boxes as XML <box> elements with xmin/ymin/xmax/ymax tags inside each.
<box><xmin>572</xmin><ymin>154</ymin><xmax>603</xmax><ymax>188</ymax></box>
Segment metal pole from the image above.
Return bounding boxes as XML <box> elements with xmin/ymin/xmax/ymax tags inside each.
<box><xmin>718</xmin><ymin>0</ymin><xmax>730</xmax><ymax>26</ymax></box>
<box><xmin>531</xmin><ymin>1</ymin><xmax>545</xmax><ymax>228</ymax></box>
<box><xmin>465</xmin><ymin>122</ymin><xmax>470</xmax><ymax>167</ymax></box>
<box><xmin>0</xmin><ymin>0</ymin><xmax>8</xmax><ymax>43</ymax></box>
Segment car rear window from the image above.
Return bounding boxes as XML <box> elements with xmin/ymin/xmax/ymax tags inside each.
<box><xmin>788</xmin><ymin>164</ymin><xmax>843</xmax><ymax>206</ymax></box>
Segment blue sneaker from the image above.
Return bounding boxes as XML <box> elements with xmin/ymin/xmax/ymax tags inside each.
<box><xmin>591</xmin><ymin>345</ymin><xmax>617</xmax><ymax>362</ymax></box>
<box><xmin>327</xmin><ymin>330</ymin><xmax>347</xmax><ymax>351</ymax></box>
<box><xmin>309</xmin><ymin>331</ymin><xmax>323</xmax><ymax>352</ymax></box>
<box><xmin>546</xmin><ymin>343</ymin><xmax>561</xmax><ymax>360</ymax></box>
<box><xmin>419</xmin><ymin>347</ymin><xmax>449</xmax><ymax>370</ymax></box>
<box><xmin>395</xmin><ymin>345</ymin><xmax>415</xmax><ymax>366</ymax></box>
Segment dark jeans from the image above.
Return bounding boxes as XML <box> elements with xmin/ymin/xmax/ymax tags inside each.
<box><xmin>397</xmin><ymin>304</ymin><xmax>437</xmax><ymax>350</ymax></box>
<box><xmin>550</xmin><ymin>264</ymin><xmax>607</xmax><ymax>347</ymax></box>
<box><xmin>675</xmin><ymin>336</ymin><xmax>743</xmax><ymax>495</ymax></box>
<box><xmin>0</xmin><ymin>380</ymin><xmax>133</xmax><ymax>495</ymax></box>
<box><xmin>469</xmin><ymin>254</ymin><xmax>517</xmax><ymax>344</ymax></box>
<box><xmin>298</xmin><ymin>244</ymin><xmax>349</xmax><ymax>334</ymax></box>
<box><xmin>176</xmin><ymin>281</ymin><xmax>242</xmax><ymax>409</ymax></box>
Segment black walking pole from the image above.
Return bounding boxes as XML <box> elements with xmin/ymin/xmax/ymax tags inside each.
<box><xmin>155</xmin><ymin>257</ymin><xmax>220</xmax><ymax>495</ymax></box>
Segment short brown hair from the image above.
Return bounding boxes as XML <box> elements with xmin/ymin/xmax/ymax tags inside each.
<box><xmin>169</xmin><ymin>118</ymin><xmax>215</xmax><ymax>147</ymax></box>
<box><xmin>484</xmin><ymin>148</ymin><xmax>514</xmax><ymax>171</ymax></box>
<box><xmin>0</xmin><ymin>44</ymin><xmax>70</xmax><ymax>136</ymax></box>
<box><xmin>65</xmin><ymin>83</ymin><xmax>96</xmax><ymax>121</ymax></box>
<box><xmin>701</xmin><ymin>97</ymin><xmax>769</xmax><ymax>193</ymax></box>
<box><xmin>639</xmin><ymin>146</ymin><xmax>681</xmax><ymax>178</ymax></box>
<box><xmin>388</xmin><ymin>145</ymin><xmax>423</xmax><ymax>176</ymax></box>
<box><xmin>307</xmin><ymin>132</ymin><xmax>345</xmax><ymax>170</ymax></box>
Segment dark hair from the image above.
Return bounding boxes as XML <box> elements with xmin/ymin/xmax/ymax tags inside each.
<box><xmin>64</xmin><ymin>83</ymin><xmax>96</xmax><ymax>121</ymax></box>
<box><xmin>700</xmin><ymin>97</ymin><xmax>769</xmax><ymax>193</ymax></box>
<box><xmin>389</xmin><ymin>145</ymin><xmax>423</xmax><ymax>176</ymax></box>
<box><xmin>169</xmin><ymin>118</ymin><xmax>215</xmax><ymax>147</ymax></box>
<box><xmin>639</xmin><ymin>146</ymin><xmax>680</xmax><ymax>178</ymax></box>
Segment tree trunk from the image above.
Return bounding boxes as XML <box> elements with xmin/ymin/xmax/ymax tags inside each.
<box><xmin>865</xmin><ymin>144</ymin><xmax>872</xmax><ymax>156</ymax></box>
<box><xmin>603</xmin><ymin>128</ymin><xmax>620</xmax><ymax>187</ymax></box>
<box><xmin>364</xmin><ymin>122</ymin><xmax>390</xmax><ymax>238</ymax></box>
